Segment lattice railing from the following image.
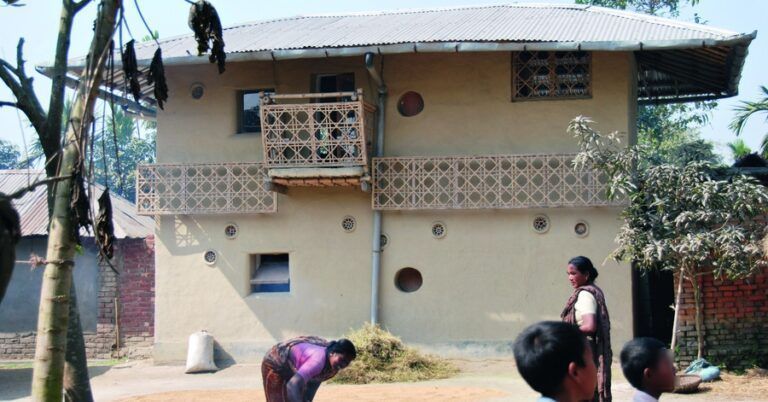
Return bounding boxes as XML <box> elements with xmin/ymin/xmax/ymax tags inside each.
<box><xmin>261</xmin><ymin>90</ymin><xmax>375</xmax><ymax>170</ymax></box>
<box><xmin>372</xmin><ymin>154</ymin><xmax>622</xmax><ymax>210</ymax></box>
<box><xmin>136</xmin><ymin>162</ymin><xmax>277</xmax><ymax>215</ymax></box>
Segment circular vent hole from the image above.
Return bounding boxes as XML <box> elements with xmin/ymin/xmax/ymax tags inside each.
<box><xmin>397</xmin><ymin>91</ymin><xmax>424</xmax><ymax>117</ymax></box>
<box><xmin>532</xmin><ymin>215</ymin><xmax>550</xmax><ymax>234</ymax></box>
<box><xmin>574</xmin><ymin>221</ymin><xmax>589</xmax><ymax>238</ymax></box>
<box><xmin>203</xmin><ymin>250</ymin><xmax>218</xmax><ymax>265</ymax></box>
<box><xmin>341</xmin><ymin>216</ymin><xmax>356</xmax><ymax>233</ymax></box>
<box><xmin>380</xmin><ymin>233</ymin><xmax>389</xmax><ymax>249</ymax></box>
<box><xmin>395</xmin><ymin>267</ymin><xmax>423</xmax><ymax>293</ymax></box>
<box><xmin>431</xmin><ymin>221</ymin><xmax>447</xmax><ymax>239</ymax></box>
<box><xmin>224</xmin><ymin>223</ymin><xmax>238</xmax><ymax>239</ymax></box>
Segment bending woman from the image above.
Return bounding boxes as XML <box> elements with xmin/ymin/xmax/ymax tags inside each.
<box><xmin>560</xmin><ymin>256</ymin><xmax>612</xmax><ymax>402</ymax></box>
<box><xmin>261</xmin><ymin>336</ymin><xmax>356</xmax><ymax>402</ymax></box>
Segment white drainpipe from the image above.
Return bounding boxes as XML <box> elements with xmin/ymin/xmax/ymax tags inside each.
<box><xmin>365</xmin><ymin>52</ymin><xmax>387</xmax><ymax>325</ymax></box>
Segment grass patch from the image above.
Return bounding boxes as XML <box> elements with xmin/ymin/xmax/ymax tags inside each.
<box><xmin>331</xmin><ymin>324</ymin><xmax>459</xmax><ymax>384</ymax></box>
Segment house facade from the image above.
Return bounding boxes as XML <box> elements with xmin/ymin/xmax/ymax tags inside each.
<box><xmin>80</xmin><ymin>4</ymin><xmax>752</xmax><ymax>362</ymax></box>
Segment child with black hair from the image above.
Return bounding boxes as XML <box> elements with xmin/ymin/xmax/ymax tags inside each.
<box><xmin>514</xmin><ymin>321</ymin><xmax>598</xmax><ymax>402</ymax></box>
<box><xmin>620</xmin><ymin>338</ymin><xmax>676</xmax><ymax>402</ymax></box>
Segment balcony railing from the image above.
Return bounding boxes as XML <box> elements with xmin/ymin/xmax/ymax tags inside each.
<box><xmin>372</xmin><ymin>154</ymin><xmax>622</xmax><ymax>210</ymax></box>
<box><xmin>136</xmin><ymin>162</ymin><xmax>276</xmax><ymax>215</ymax></box>
<box><xmin>260</xmin><ymin>90</ymin><xmax>375</xmax><ymax>171</ymax></box>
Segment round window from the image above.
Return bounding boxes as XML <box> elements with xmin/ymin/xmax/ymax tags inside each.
<box><xmin>341</xmin><ymin>216</ymin><xmax>356</xmax><ymax>232</ymax></box>
<box><xmin>532</xmin><ymin>214</ymin><xmax>550</xmax><ymax>234</ymax></box>
<box><xmin>574</xmin><ymin>221</ymin><xmax>589</xmax><ymax>238</ymax></box>
<box><xmin>395</xmin><ymin>267</ymin><xmax>423</xmax><ymax>293</ymax></box>
<box><xmin>431</xmin><ymin>221</ymin><xmax>447</xmax><ymax>239</ymax></box>
<box><xmin>380</xmin><ymin>233</ymin><xmax>389</xmax><ymax>249</ymax></box>
<box><xmin>190</xmin><ymin>83</ymin><xmax>205</xmax><ymax>100</ymax></box>
<box><xmin>203</xmin><ymin>250</ymin><xmax>217</xmax><ymax>265</ymax></box>
<box><xmin>397</xmin><ymin>91</ymin><xmax>424</xmax><ymax>117</ymax></box>
<box><xmin>224</xmin><ymin>223</ymin><xmax>238</xmax><ymax>239</ymax></box>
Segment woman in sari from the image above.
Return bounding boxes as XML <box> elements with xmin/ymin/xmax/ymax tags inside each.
<box><xmin>561</xmin><ymin>256</ymin><xmax>612</xmax><ymax>402</ymax></box>
<box><xmin>261</xmin><ymin>336</ymin><xmax>356</xmax><ymax>402</ymax></box>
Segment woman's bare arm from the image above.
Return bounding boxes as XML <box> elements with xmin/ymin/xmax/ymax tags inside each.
<box><xmin>286</xmin><ymin>374</ymin><xmax>306</xmax><ymax>402</ymax></box>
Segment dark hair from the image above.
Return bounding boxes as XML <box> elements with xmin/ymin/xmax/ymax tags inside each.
<box><xmin>327</xmin><ymin>338</ymin><xmax>357</xmax><ymax>360</ymax></box>
<box><xmin>620</xmin><ymin>337</ymin><xmax>667</xmax><ymax>390</ymax></box>
<box><xmin>569</xmin><ymin>256</ymin><xmax>599</xmax><ymax>283</ymax></box>
<box><xmin>513</xmin><ymin>321</ymin><xmax>588</xmax><ymax>397</ymax></box>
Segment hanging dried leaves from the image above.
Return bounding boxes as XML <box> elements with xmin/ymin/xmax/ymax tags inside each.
<box><xmin>95</xmin><ymin>189</ymin><xmax>115</xmax><ymax>261</ymax></box>
<box><xmin>0</xmin><ymin>197</ymin><xmax>21</xmax><ymax>303</ymax></box>
<box><xmin>121</xmin><ymin>39</ymin><xmax>142</xmax><ymax>102</ymax></box>
<box><xmin>147</xmin><ymin>48</ymin><xmax>168</xmax><ymax>110</ymax></box>
<box><xmin>70</xmin><ymin>166</ymin><xmax>92</xmax><ymax>245</ymax></box>
<box><xmin>188</xmin><ymin>0</ymin><xmax>226</xmax><ymax>74</ymax></box>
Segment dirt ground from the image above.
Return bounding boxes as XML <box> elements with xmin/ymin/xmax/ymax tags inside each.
<box><xmin>2</xmin><ymin>358</ymin><xmax>767</xmax><ymax>402</ymax></box>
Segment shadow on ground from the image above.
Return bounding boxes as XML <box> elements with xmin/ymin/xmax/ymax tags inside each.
<box><xmin>0</xmin><ymin>365</ymin><xmax>112</xmax><ymax>400</ymax></box>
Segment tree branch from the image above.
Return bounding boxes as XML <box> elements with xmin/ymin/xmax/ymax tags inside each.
<box><xmin>72</xmin><ymin>0</ymin><xmax>92</xmax><ymax>13</ymax></box>
<box><xmin>0</xmin><ymin>38</ymin><xmax>47</xmax><ymax>137</ymax></box>
<box><xmin>0</xmin><ymin>101</ymin><xmax>18</xmax><ymax>108</ymax></box>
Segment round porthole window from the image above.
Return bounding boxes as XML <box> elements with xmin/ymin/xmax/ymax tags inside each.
<box><xmin>191</xmin><ymin>82</ymin><xmax>205</xmax><ymax>100</ymax></box>
<box><xmin>380</xmin><ymin>233</ymin><xmax>389</xmax><ymax>249</ymax></box>
<box><xmin>574</xmin><ymin>221</ymin><xmax>589</xmax><ymax>238</ymax></box>
<box><xmin>532</xmin><ymin>214</ymin><xmax>550</xmax><ymax>234</ymax></box>
<box><xmin>397</xmin><ymin>91</ymin><xmax>424</xmax><ymax>117</ymax></box>
<box><xmin>341</xmin><ymin>216</ymin><xmax>356</xmax><ymax>233</ymax></box>
<box><xmin>395</xmin><ymin>267</ymin><xmax>423</xmax><ymax>293</ymax></box>
<box><xmin>203</xmin><ymin>250</ymin><xmax>218</xmax><ymax>265</ymax></box>
<box><xmin>431</xmin><ymin>221</ymin><xmax>447</xmax><ymax>239</ymax></box>
<box><xmin>224</xmin><ymin>223</ymin><xmax>238</xmax><ymax>239</ymax></box>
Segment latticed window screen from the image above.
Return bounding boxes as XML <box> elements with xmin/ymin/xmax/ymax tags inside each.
<box><xmin>512</xmin><ymin>51</ymin><xmax>591</xmax><ymax>100</ymax></box>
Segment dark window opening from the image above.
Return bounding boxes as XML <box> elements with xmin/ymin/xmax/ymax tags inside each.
<box><xmin>237</xmin><ymin>88</ymin><xmax>274</xmax><ymax>134</ymax></box>
<box><xmin>312</xmin><ymin>73</ymin><xmax>355</xmax><ymax>102</ymax></box>
<box><xmin>250</xmin><ymin>253</ymin><xmax>289</xmax><ymax>293</ymax></box>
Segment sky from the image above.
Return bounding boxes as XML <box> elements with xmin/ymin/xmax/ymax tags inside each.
<box><xmin>0</xmin><ymin>0</ymin><xmax>766</xmax><ymax>163</ymax></box>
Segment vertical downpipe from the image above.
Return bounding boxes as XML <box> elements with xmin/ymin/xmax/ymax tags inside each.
<box><xmin>366</xmin><ymin>52</ymin><xmax>387</xmax><ymax>325</ymax></box>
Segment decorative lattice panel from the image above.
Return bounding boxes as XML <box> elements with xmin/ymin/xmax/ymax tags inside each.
<box><xmin>513</xmin><ymin>51</ymin><xmax>591</xmax><ymax>100</ymax></box>
<box><xmin>136</xmin><ymin>163</ymin><xmax>277</xmax><ymax>215</ymax></box>
<box><xmin>261</xmin><ymin>95</ymin><xmax>374</xmax><ymax>170</ymax></box>
<box><xmin>372</xmin><ymin>154</ymin><xmax>622</xmax><ymax>210</ymax></box>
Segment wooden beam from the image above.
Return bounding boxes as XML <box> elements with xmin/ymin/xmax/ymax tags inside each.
<box><xmin>264</xmin><ymin>180</ymin><xmax>288</xmax><ymax>194</ymax></box>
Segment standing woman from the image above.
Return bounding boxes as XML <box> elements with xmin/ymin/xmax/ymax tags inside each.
<box><xmin>261</xmin><ymin>336</ymin><xmax>356</xmax><ymax>402</ymax></box>
<box><xmin>561</xmin><ymin>256</ymin><xmax>612</xmax><ymax>402</ymax></box>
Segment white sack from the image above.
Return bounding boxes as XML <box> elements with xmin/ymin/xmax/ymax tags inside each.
<box><xmin>185</xmin><ymin>330</ymin><xmax>218</xmax><ymax>373</ymax></box>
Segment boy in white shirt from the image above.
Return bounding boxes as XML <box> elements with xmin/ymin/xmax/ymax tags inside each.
<box><xmin>620</xmin><ymin>338</ymin><xmax>676</xmax><ymax>402</ymax></box>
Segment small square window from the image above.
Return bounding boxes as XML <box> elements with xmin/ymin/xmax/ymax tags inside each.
<box><xmin>238</xmin><ymin>88</ymin><xmax>274</xmax><ymax>134</ymax></box>
<box><xmin>512</xmin><ymin>51</ymin><xmax>591</xmax><ymax>101</ymax></box>
<box><xmin>250</xmin><ymin>254</ymin><xmax>289</xmax><ymax>293</ymax></box>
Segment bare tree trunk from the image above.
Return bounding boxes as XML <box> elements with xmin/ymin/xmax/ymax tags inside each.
<box><xmin>31</xmin><ymin>2</ymin><xmax>120</xmax><ymax>400</ymax></box>
<box><xmin>689</xmin><ymin>273</ymin><xmax>705</xmax><ymax>359</ymax></box>
<box><xmin>64</xmin><ymin>285</ymin><xmax>94</xmax><ymax>402</ymax></box>
<box><xmin>670</xmin><ymin>269</ymin><xmax>685</xmax><ymax>356</ymax></box>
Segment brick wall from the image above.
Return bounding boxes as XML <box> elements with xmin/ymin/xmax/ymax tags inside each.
<box><xmin>0</xmin><ymin>236</ymin><xmax>155</xmax><ymax>360</ymax></box>
<box><xmin>676</xmin><ymin>266</ymin><xmax>768</xmax><ymax>370</ymax></box>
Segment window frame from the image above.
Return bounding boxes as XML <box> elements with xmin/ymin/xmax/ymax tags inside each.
<box><xmin>511</xmin><ymin>51</ymin><xmax>592</xmax><ymax>102</ymax></box>
<box><xmin>249</xmin><ymin>253</ymin><xmax>290</xmax><ymax>294</ymax></box>
<box><xmin>236</xmin><ymin>88</ymin><xmax>274</xmax><ymax>134</ymax></box>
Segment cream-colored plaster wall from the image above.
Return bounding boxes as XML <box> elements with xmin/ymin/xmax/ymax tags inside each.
<box><xmin>153</xmin><ymin>51</ymin><xmax>634</xmax><ymax>362</ymax></box>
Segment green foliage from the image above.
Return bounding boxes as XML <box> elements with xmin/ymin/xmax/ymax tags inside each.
<box><xmin>730</xmin><ymin>86</ymin><xmax>768</xmax><ymax>158</ymax></box>
<box><xmin>638</xmin><ymin>101</ymin><xmax>720</xmax><ymax>166</ymax></box>
<box><xmin>331</xmin><ymin>324</ymin><xmax>458</xmax><ymax>384</ymax></box>
<box><xmin>92</xmin><ymin>104</ymin><xmax>156</xmax><ymax>202</ymax></box>
<box><xmin>575</xmin><ymin>0</ymin><xmax>699</xmax><ymax>16</ymax></box>
<box><xmin>727</xmin><ymin>139</ymin><xmax>753</xmax><ymax>162</ymax></box>
<box><xmin>569</xmin><ymin>116</ymin><xmax>768</xmax><ymax>280</ymax></box>
<box><xmin>0</xmin><ymin>139</ymin><xmax>20</xmax><ymax>169</ymax></box>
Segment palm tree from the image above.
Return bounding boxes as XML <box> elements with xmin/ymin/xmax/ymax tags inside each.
<box><xmin>730</xmin><ymin>86</ymin><xmax>768</xmax><ymax>157</ymax></box>
<box><xmin>727</xmin><ymin>139</ymin><xmax>753</xmax><ymax>162</ymax></box>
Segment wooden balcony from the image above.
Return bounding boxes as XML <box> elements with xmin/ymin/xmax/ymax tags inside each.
<box><xmin>136</xmin><ymin>162</ymin><xmax>276</xmax><ymax>215</ymax></box>
<box><xmin>372</xmin><ymin>154</ymin><xmax>623</xmax><ymax>210</ymax></box>
<box><xmin>260</xmin><ymin>90</ymin><xmax>375</xmax><ymax>187</ymax></box>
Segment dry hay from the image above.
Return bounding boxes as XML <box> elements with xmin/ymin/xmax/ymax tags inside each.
<box><xmin>331</xmin><ymin>324</ymin><xmax>459</xmax><ymax>384</ymax></box>
<box><xmin>698</xmin><ymin>369</ymin><xmax>768</xmax><ymax>398</ymax></box>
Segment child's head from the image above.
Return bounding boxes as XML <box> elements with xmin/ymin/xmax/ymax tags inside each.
<box><xmin>620</xmin><ymin>337</ymin><xmax>676</xmax><ymax>394</ymax></box>
<box><xmin>514</xmin><ymin>321</ymin><xmax>597</xmax><ymax>400</ymax></box>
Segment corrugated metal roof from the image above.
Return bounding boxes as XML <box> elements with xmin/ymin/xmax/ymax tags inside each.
<box><xmin>124</xmin><ymin>3</ymin><xmax>747</xmax><ymax>62</ymax></box>
<box><xmin>0</xmin><ymin>170</ymin><xmax>154</xmax><ymax>238</ymax></box>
